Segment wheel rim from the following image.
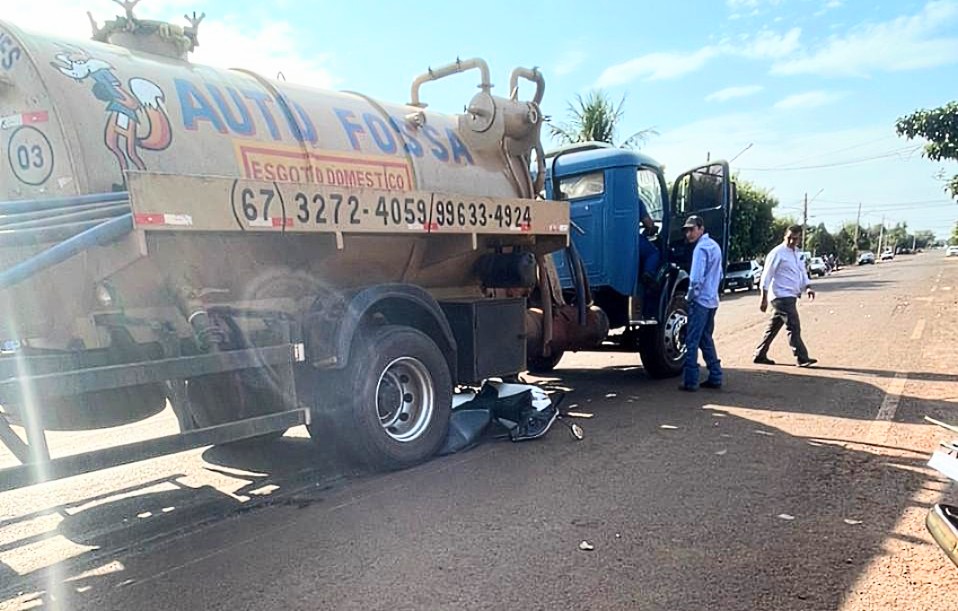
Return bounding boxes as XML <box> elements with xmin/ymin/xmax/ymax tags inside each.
<box><xmin>662</xmin><ymin>306</ymin><xmax>688</xmax><ymax>364</ymax></box>
<box><xmin>375</xmin><ymin>357</ymin><xmax>435</xmax><ymax>443</ymax></box>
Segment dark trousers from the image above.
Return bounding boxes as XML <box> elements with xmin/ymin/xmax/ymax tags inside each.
<box><xmin>684</xmin><ymin>301</ymin><xmax>722</xmax><ymax>388</ymax></box>
<box><xmin>755</xmin><ymin>297</ymin><xmax>809</xmax><ymax>362</ymax></box>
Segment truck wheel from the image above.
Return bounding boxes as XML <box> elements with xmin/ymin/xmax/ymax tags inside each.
<box><xmin>527</xmin><ymin>350</ymin><xmax>565</xmax><ymax>374</ymax></box>
<box><xmin>638</xmin><ymin>293</ymin><xmax>687</xmax><ymax>379</ymax></box>
<box><xmin>310</xmin><ymin>325</ymin><xmax>452</xmax><ymax>471</ymax></box>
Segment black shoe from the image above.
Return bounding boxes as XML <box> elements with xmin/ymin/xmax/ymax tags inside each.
<box><xmin>753</xmin><ymin>355</ymin><xmax>776</xmax><ymax>365</ymax></box>
<box><xmin>700</xmin><ymin>380</ymin><xmax>722</xmax><ymax>389</ymax></box>
<box><xmin>678</xmin><ymin>384</ymin><xmax>698</xmax><ymax>392</ymax></box>
<box><xmin>797</xmin><ymin>358</ymin><xmax>818</xmax><ymax>368</ymax></box>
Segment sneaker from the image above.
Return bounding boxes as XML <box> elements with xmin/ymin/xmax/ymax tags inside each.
<box><xmin>677</xmin><ymin>384</ymin><xmax>698</xmax><ymax>392</ymax></box>
<box><xmin>797</xmin><ymin>358</ymin><xmax>818</xmax><ymax>368</ymax></box>
<box><xmin>700</xmin><ymin>380</ymin><xmax>722</xmax><ymax>389</ymax></box>
<box><xmin>753</xmin><ymin>355</ymin><xmax>776</xmax><ymax>365</ymax></box>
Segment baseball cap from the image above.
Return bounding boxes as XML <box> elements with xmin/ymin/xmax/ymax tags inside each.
<box><xmin>683</xmin><ymin>215</ymin><xmax>704</xmax><ymax>229</ymax></box>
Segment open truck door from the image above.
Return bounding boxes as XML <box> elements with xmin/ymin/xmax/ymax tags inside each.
<box><xmin>668</xmin><ymin>161</ymin><xmax>733</xmax><ymax>272</ymax></box>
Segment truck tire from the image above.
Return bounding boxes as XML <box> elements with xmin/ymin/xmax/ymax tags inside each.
<box><xmin>527</xmin><ymin>350</ymin><xmax>565</xmax><ymax>374</ymax></box>
<box><xmin>638</xmin><ymin>293</ymin><xmax>688</xmax><ymax>379</ymax></box>
<box><xmin>309</xmin><ymin>325</ymin><xmax>452</xmax><ymax>471</ymax></box>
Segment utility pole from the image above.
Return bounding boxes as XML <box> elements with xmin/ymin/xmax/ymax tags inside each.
<box><xmin>853</xmin><ymin>202</ymin><xmax>861</xmax><ymax>260</ymax></box>
<box><xmin>802</xmin><ymin>192</ymin><xmax>808</xmax><ymax>251</ymax></box>
<box><xmin>877</xmin><ymin>215</ymin><xmax>885</xmax><ymax>255</ymax></box>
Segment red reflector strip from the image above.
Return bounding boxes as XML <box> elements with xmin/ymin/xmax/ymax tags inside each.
<box><xmin>22</xmin><ymin>111</ymin><xmax>49</xmax><ymax>124</ymax></box>
<box><xmin>134</xmin><ymin>213</ymin><xmax>165</xmax><ymax>225</ymax></box>
<box><xmin>134</xmin><ymin>213</ymin><xmax>194</xmax><ymax>227</ymax></box>
<box><xmin>272</xmin><ymin>217</ymin><xmax>294</xmax><ymax>227</ymax></box>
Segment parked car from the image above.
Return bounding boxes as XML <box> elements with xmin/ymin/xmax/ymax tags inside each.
<box><xmin>947</xmin><ymin>245</ymin><xmax>958</xmax><ymax>257</ymax></box>
<box><xmin>857</xmin><ymin>251</ymin><xmax>876</xmax><ymax>265</ymax></box>
<box><xmin>880</xmin><ymin>250</ymin><xmax>895</xmax><ymax>261</ymax></box>
<box><xmin>724</xmin><ymin>260</ymin><xmax>762</xmax><ymax>292</ymax></box>
<box><xmin>809</xmin><ymin>256</ymin><xmax>827</xmax><ymax>277</ymax></box>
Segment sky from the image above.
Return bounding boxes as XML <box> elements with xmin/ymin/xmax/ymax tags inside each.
<box><xmin>6</xmin><ymin>0</ymin><xmax>958</xmax><ymax>237</ymax></box>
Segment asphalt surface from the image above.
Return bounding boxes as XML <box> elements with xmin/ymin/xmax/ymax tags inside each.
<box><xmin>1</xmin><ymin>253</ymin><xmax>957</xmax><ymax>610</ymax></box>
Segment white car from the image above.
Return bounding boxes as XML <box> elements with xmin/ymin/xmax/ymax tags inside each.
<box><xmin>880</xmin><ymin>250</ymin><xmax>895</xmax><ymax>261</ymax></box>
<box><xmin>723</xmin><ymin>260</ymin><xmax>762</xmax><ymax>291</ymax></box>
<box><xmin>808</xmin><ymin>256</ymin><xmax>827</xmax><ymax>277</ymax></box>
<box><xmin>947</xmin><ymin>245</ymin><xmax>958</xmax><ymax>257</ymax></box>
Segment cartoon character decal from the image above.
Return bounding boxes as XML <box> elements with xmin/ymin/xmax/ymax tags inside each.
<box><xmin>50</xmin><ymin>48</ymin><xmax>172</xmax><ymax>187</ymax></box>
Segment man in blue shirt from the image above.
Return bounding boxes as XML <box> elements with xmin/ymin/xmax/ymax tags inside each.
<box><xmin>679</xmin><ymin>215</ymin><xmax>724</xmax><ymax>391</ymax></box>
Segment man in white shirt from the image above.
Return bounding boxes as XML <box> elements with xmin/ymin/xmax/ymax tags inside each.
<box><xmin>754</xmin><ymin>224</ymin><xmax>818</xmax><ymax>367</ymax></box>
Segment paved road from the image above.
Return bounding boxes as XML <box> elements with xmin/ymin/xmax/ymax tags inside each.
<box><xmin>1</xmin><ymin>253</ymin><xmax>957</xmax><ymax>610</ymax></box>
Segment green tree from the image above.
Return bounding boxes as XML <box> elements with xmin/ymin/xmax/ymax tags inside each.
<box><xmin>913</xmin><ymin>230</ymin><xmax>936</xmax><ymax>248</ymax></box>
<box><xmin>951</xmin><ymin>221</ymin><xmax>958</xmax><ymax>245</ymax></box>
<box><xmin>807</xmin><ymin>223</ymin><xmax>838</xmax><ymax>256</ymax></box>
<box><xmin>896</xmin><ymin>101</ymin><xmax>958</xmax><ymax>199</ymax></box>
<box><xmin>727</xmin><ymin>180</ymin><xmax>780</xmax><ymax>262</ymax></box>
<box><xmin>549</xmin><ymin>91</ymin><xmax>657</xmax><ymax>148</ymax></box>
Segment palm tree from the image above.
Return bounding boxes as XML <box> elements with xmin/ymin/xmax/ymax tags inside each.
<box><xmin>549</xmin><ymin>91</ymin><xmax>657</xmax><ymax>149</ymax></box>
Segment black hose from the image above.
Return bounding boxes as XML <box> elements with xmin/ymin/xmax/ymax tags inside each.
<box><xmin>565</xmin><ymin>243</ymin><xmax>587</xmax><ymax>326</ymax></box>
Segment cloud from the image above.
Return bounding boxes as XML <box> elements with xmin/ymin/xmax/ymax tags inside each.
<box><xmin>596</xmin><ymin>47</ymin><xmax>719</xmax><ymax>85</ymax></box>
<box><xmin>596</xmin><ymin>27</ymin><xmax>800</xmax><ymax>86</ymax></box>
<box><xmin>772</xmin><ymin>0</ymin><xmax>958</xmax><ymax>77</ymax></box>
<box><xmin>554</xmin><ymin>50</ymin><xmax>586</xmax><ymax>77</ymax></box>
<box><xmin>647</xmin><ymin>115</ymin><xmax>950</xmax><ymax>233</ymax></box>
<box><xmin>8</xmin><ymin>0</ymin><xmax>337</xmax><ymax>88</ymax></box>
<box><xmin>740</xmin><ymin>28</ymin><xmax>801</xmax><ymax>59</ymax></box>
<box><xmin>726</xmin><ymin>0</ymin><xmax>783</xmax><ymax>8</ymax></box>
<box><xmin>705</xmin><ymin>85</ymin><xmax>764</xmax><ymax>102</ymax></box>
<box><xmin>192</xmin><ymin>19</ymin><xmax>337</xmax><ymax>88</ymax></box>
<box><xmin>773</xmin><ymin>90</ymin><xmax>846</xmax><ymax>110</ymax></box>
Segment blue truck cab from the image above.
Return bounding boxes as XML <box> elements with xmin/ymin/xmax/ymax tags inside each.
<box><xmin>529</xmin><ymin>142</ymin><xmax>733</xmax><ymax>378</ymax></box>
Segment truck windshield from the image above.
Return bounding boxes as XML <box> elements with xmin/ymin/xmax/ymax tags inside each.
<box><xmin>637</xmin><ymin>168</ymin><xmax>663</xmax><ymax>221</ymax></box>
<box><xmin>558</xmin><ymin>171</ymin><xmax>604</xmax><ymax>200</ymax></box>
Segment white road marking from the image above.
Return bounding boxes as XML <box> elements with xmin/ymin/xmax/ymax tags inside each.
<box><xmin>910</xmin><ymin>319</ymin><xmax>926</xmax><ymax>340</ymax></box>
<box><xmin>942</xmin><ymin>286</ymin><xmax>953</xmax><ymax>291</ymax></box>
<box><xmin>875</xmin><ymin>372</ymin><xmax>908</xmax><ymax>422</ymax></box>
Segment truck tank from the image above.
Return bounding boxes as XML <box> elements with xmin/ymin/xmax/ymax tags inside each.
<box><xmin>0</xmin><ymin>9</ymin><xmax>563</xmax><ymax>438</ymax></box>
<box><xmin>0</xmin><ymin>12</ymin><xmax>550</xmax><ymax>347</ymax></box>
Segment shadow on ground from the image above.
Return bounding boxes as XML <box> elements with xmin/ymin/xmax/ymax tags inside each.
<box><xmin>2</xmin><ymin>366</ymin><xmax>955</xmax><ymax>610</ymax></box>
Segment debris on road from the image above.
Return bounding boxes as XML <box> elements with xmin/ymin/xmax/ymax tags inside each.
<box><xmin>715</xmin><ymin>449</ymin><xmax>728</xmax><ymax>456</ymax></box>
<box><xmin>605</xmin><ymin>393</ymin><xmax>617</xmax><ymax>399</ymax></box>
<box><xmin>777</xmin><ymin>514</ymin><xmax>796</xmax><ymax>521</ymax></box>
<box><xmin>566</xmin><ymin>412</ymin><xmax>594</xmax><ymax>419</ymax></box>
<box><xmin>844</xmin><ymin>519</ymin><xmax>863</xmax><ymax>525</ymax></box>
<box><xmin>579</xmin><ymin>541</ymin><xmax>595</xmax><ymax>551</ymax></box>
<box><xmin>660</xmin><ymin>425</ymin><xmax>679</xmax><ymax>430</ymax></box>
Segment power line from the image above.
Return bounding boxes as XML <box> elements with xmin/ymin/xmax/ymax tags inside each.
<box><xmin>756</xmin><ymin>135</ymin><xmax>900</xmax><ymax>170</ymax></box>
<box><xmin>816</xmin><ymin>197</ymin><xmax>950</xmax><ymax>206</ymax></box>
<box><xmin>739</xmin><ymin>145</ymin><xmax>922</xmax><ymax>172</ymax></box>
<box><xmin>812</xmin><ymin>202</ymin><xmax>955</xmax><ymax>213</ymax></box>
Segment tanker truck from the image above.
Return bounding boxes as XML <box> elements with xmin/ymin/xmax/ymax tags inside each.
<box><xmin>0</xmin><ymin>6</ymin><xmax>570</xmax><ymax>487</ymax></box>
<box><xmin>0</xmin><ymin>6</ymin><xmax>731</xmax><ymax>491</ymax></box>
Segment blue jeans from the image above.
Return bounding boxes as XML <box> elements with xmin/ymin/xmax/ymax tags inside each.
<box><xmin>684</xmin><ymin>301</ymin><xmax>722</xmax><ymax>388</ymax></box>
<box><xmin>639</xmin><ymin>235</ymin><xmax>660</xmax><ymax>278</ymax></box>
